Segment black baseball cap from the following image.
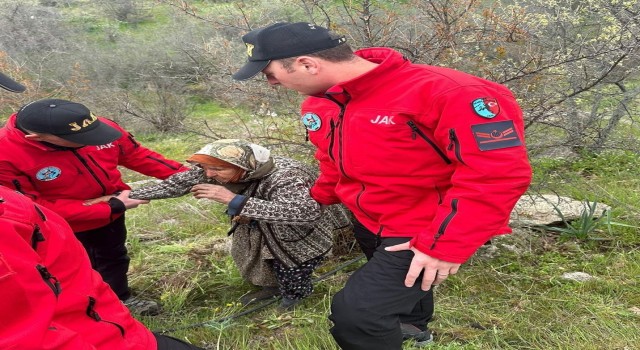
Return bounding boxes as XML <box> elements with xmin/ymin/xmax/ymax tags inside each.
<box><xmin>0</xmin><ymin>72</ymin><xmax>25</xmax><ymax>93</ymax></box>
<box><xmin>232</xmin><ymin>22</ymin><xmax>346</xmax><ymax>81</ymax></box>
<box><xmin>16</xmin><ymin>99</ymin><xmax>122</xmax><ymax>145</ymax></box>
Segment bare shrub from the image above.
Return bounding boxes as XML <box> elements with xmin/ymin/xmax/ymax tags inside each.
<box><xmin>158</xmin><ymin>0</ymin><xmax>640</xmax><ymax>158</ymax></box>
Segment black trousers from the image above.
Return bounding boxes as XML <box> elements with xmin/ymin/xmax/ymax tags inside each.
<box><xmin>75</xmin><ymin>215</ymin><xmax>131</xmax><ymax>300</ymax></box>
<box><xmin>330</xmin><ymin>223</ymin><xmax>434</xmax><ymax>350</ymax></box>
<box><xmin>154</xmin><ymin>333</ymin><xmax>204</xmax><ymax>350</ymax></box>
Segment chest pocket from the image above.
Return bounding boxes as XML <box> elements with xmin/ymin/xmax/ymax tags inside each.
<box><xmin>345</xmin><ymin>112</ymin><xmax>447</xmax><ymax>175</ymax></box>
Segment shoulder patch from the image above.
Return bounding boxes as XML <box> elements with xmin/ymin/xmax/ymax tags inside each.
<box><xmin>472</xmin><ymin>97</ymin><xmax>500</xmax><ymax>119</ymax></box>
<box><xmin>471</xmin><ymin>120</ymin><xmax>522</xmax><ymax>151</ymax></box>
<box><xmin>301</xmin><ymin>112</ymin><xmax>322</xmax><ymax>132</ymax></box>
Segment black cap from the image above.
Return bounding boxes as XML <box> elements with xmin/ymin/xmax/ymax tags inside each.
<box><xmin>16</xmin><ymin>99</ymin><xmax>122</xmax><ymax>145</ymax></box>
<box><xmin>0</xmin><ymin>72</ymin><xmax>25</xmax><ymax>93</ymax></box>
<box><xmin>232</xmin><ymin>22</ymin><xmax>346</xmax><ymax>81</ymax></box>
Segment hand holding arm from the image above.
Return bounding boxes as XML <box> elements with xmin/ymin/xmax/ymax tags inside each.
<box><xmin>385</xmin><ymin>241</ymin><xmax>461</xmax><ymax>291</ymax></box>
<box><xmin>114</xmin><ymin>190</ymin><xmax>149</xmax><ymax>209</ymax></box>
<box><xmin>83</xmin><ymin>190</ymin><xmax>149</xmax><ymax>209</ymax></box>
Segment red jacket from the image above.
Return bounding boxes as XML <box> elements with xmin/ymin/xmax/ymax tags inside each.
<box><xmin>0</xmin><ymin>186</ymin><xmax>156</xmax><ymax>349</ymax></box>
<box><xmin>302</xmin><ymin>48</ymin><xmax>532</xmax><ymax>263</ymax></box>
<box><xmin>0</xmin><ymin>113</ymin><xmax>187</xmax><ymax>232</ymax></box>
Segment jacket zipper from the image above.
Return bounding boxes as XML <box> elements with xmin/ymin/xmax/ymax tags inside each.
<box><xmin>119</xmin><ymin>136</ymin><xmax>180</xmax><ymax>170</ymax></box>
<box><xmin>31</xmin><ymin>224</ymin><xmax>45</xmax><ymax>250</ymax></box>
<box><xmin>127</xmin><ymin>134</ymin><xmax>140</xmax><ymax>149</ymax></box>
<box><xmin>11</xmin><ymin>179</ymin><xmax>23</xmax><ymax>194</ymax></box>
<box><xmin>430</xmin><ymin>198</ymin><xmax>458</xmax><ymax>249</ymax></box>
<box><xmin>355</xmin><ymin>183</ymin><xmax>376</xmax><ymax>221</ymax></box>
<box><xmin>86</xmin><ymin>297</ymin><xmax>125</xmax><ymax>336</ymax></box>
<box><xmin>72</xmin><ymin>150</ymin><xmax>107</xmax><ymax>195</ymax></box>
<box><xmin>146</xmin><ymin>155</ymin><xmax>182</xmax><ymax>170</ymax></box>
<box><xmin>33</xmin><ymin>204</ymin><xmax>47</xmax><ymax>220</ymax></box>
<box><xmin>36</xmin><ymin>265</ymin><xmax>61</xmax><ymax>297</ymax></box>
<box><xmin>326</xmin><ymin>92</ymin><xmax>352</xmax><ymax>180</ymax></box>
<box><xmin>326</xmin><ymin>91</ymin><xmax>381</xmax><ymax>221</ymax></box>
<box><xmin>87</xmin><ymin>154</ymin><xmax>110</xmax><ymax>179</ymax></box>
<box><xmin>407</xmin><ymin>121</ymin><xmax>451</xmax><ymax>164</ymax></box>
<box><xmin>327</xmin><ymin>119</ymin><xmax>336</xmax><ymax>162</ymax></box>
<box><xmin>447</xmin><ymin>129</ymin><xmax>466</xmax><ymax>165</ymax></box>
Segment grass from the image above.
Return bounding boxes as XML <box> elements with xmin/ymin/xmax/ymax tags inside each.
<box><xmin>25</xmin><ymin>2</ymin><xmax>639</xmax><ymax>347</ymax></box>
<box><xmin>119</xmin><ymin>134</ymin><xmax>640</xmax><ymax>349</ymax></box>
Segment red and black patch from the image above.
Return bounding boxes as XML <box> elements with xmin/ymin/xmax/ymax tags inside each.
<box><xmin>471</xmin><ymin>120</ymin><xmax>522</xmax><ymax>151</ymax></box>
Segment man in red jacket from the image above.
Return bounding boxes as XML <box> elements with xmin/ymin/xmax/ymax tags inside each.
<box><xmin>0</xmin><ymin>72</ymin><xmax>202</xmax><ymax>350</ymax></box>
<box><xmin>233</xmin><ymin>22</ymin><xmax>532</xmax><ymax>349</ymax></box>
<box><xmin>0</xmin><ymin>98</ymin><xmax>188</xmax><ymax>315</ymax></box>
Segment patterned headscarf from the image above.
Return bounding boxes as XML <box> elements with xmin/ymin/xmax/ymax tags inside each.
<box><xmin>186</xmin><ymin>139</ymin><xmax>276</xmax><ymax>189</ymax></box>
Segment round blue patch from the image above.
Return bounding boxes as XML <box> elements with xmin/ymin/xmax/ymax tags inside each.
<box><xmin>36</xmin><ymin>166</ymin><xmax>62</xmax><ymax>181</ymax></box>
<box><xmin>301</xmin><ymin>112</ymin><xmax>322</xmax><ymax>131</ymax></box>
<box><xmin>472</xmin><ymin>97</ymin><xmax>500</xmax><ymax>119</ymax></box>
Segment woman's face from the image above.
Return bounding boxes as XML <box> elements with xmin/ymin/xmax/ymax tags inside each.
<box><xmin>200</xmin><ymin>164</ymin><xmax>244</xmax><ymax>183</ymax></box>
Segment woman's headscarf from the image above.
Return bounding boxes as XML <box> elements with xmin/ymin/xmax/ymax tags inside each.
<box><xmin>186</xmin><ymin>139</ymin><xmax>276</xmax><ymax>192</ymax></box>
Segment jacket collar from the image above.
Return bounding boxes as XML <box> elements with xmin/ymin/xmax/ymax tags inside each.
<box><xmin>323</xmin><ymin>47</ymin><xmax>410</xmax><ymax>99</ymax></box>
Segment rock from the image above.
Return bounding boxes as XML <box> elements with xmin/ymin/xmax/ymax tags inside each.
<box><xmin>510</xmin><ymin>194</ymin><xmax>611</xmax><ymax>227</ymax></box>
<box><xmin>561</xmin><ymin>272</ymin><xmax>595</xmax><ymax>282</ymax></box>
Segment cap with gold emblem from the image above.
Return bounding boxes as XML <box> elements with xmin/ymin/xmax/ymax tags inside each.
<box><xmin>16</xmin><ymin>99</ymin><xmax>122</xmax><ymax>145</ymax></box>
<box><xmin>232</xmin><ymin>22</ymin><xmax>346</xmax><ymax>81</ymax></box>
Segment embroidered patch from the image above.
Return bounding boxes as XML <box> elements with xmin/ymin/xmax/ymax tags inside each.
<box><xmin>472</xmin><ymin>97</ymin><xmax>500</xmax><ymax>119</ymax></box>
<box><xmin>301</xmin><ymin>112</ymin><xmax>322</xmax><ymax>131</ymax></box>
<box><xmin>471</xmin><ymin>121</ymin><xmax>522</xmax><ymax>151</ymax></box>
<box><xmin>36</xmin><ymin>166</ymin><xmax>62</xmax><ymax>181</ymax></box>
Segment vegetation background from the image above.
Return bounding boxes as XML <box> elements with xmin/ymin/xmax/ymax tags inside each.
<box><xmin>0</xmin><ymin>0</ymin><xmax>638</xmax><ymax>349</ymax></box>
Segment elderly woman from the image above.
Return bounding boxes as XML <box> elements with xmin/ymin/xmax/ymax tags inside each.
<box><xmin>129</xmin><ymin>139</ymin><xmax>351</xmax><ymax>309</ymax></box>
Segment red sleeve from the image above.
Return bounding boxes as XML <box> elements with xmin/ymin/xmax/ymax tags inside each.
<box><xmin>105</xmin><ymin>119</ymin><xmax>188</xmax><ymax>180</ymax></box>
<box><xmin>411</xmin><ymin>87</ymin><xmax>532</xmax><ymax>263</ymax></box>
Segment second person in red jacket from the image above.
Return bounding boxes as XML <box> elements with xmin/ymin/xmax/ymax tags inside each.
<box><xmin>0</xmin><ymin>98</ymin><xmax>188</xmax><ymax>315</ymax></box>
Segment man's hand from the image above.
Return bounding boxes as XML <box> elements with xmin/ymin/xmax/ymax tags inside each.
<box><xmin>385</xmin><ymin>241</ymin><xmax>461</xmax><ymax>291</ymax></box>
<box><xmin>115</xmin><ymin>190</ymin><xmax>149</xmax><ymax>209</ymax></box>
<box><xmin>83</xmin><ymin>195</ymin><xmax>113</xmax><ymax>206</ymax></box>
<box><xmin>83</xmin><ymin>190</ymin><xmax>148</xmax><ymax>209</ymax></box>
<box><xmin>190</xmin><ymin>184</ymin><xmax>236</xmax><ymax>204</ymax></box>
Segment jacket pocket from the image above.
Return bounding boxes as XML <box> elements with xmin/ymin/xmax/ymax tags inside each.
<box><xmin>407</xmin><ymin>121</ymin><xmax>451</xmax><ymax>164</ymax></box>
<box><xmin>86</xmin><ymin>296</ymin><xmax>126</xmax><ymax>337</ymax></box>
<box><xmin>447</xmin><ymin>129</ymin><xmax>466</xmax><ymax>165</ymax></box>
<box><xmin>430</xmin><ymin>198</ymin><xmax>459</xmax><ymax>249</ymax></box>
<box><xmin>36</xmin><ymin>264</ymin><xmax>61</xmax><ymax>297</ymax></box>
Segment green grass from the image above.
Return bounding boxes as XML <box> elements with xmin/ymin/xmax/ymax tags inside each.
<box><xmin>119</xmin><ymin>138</ymin><xmax>640</xmax><ymax>349</ymax></box>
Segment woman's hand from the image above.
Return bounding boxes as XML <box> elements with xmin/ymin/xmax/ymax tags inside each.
<box><xmin>190</xmin><ymin>184</ymin><xmax>236</xmax><ymax>204</ymax></box>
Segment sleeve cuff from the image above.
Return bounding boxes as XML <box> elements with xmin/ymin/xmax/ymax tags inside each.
<box><xmin>226</xmin><ymin>195</ymin><xmax>248</xmax><ymax>216</ymax></box>
<box><xmin>108</xmin><ymin>197</ymin><xmax>126</xmax><ymax>214</ymax></box>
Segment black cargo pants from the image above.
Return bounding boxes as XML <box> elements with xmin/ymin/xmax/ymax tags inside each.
<box><xmin>329</xmin><ymin>222</ymin><xmax>434</xmax><ymax>350</ymax></box>
<box><xmin>75</xmin><ymin>215</ymin><xmax>131</xmax><ymax>301</ymax></box>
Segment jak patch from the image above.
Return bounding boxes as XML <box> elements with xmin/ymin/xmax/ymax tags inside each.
<box><xmin>472</xmin><ymin>120</ymin><xmax>522</xmax><ymax>151</ymax></box>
